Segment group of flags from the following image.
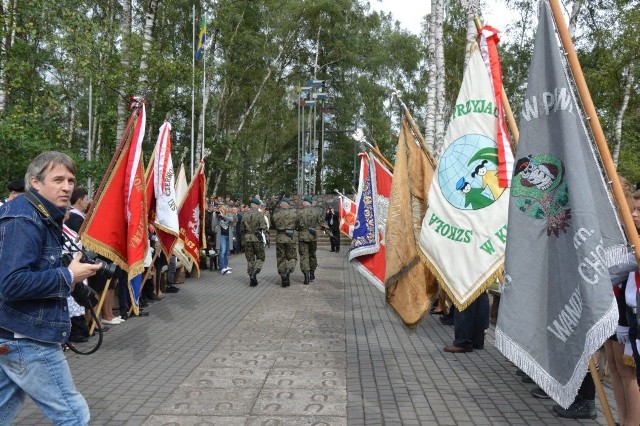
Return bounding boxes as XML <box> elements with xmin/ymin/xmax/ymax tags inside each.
<box><xmin>80</xmin><ymin>99</ymin><xmax>206</xmax><ymax>314</ymax></box>
<box><xmin>343</xmin><ymin>0</ymin><xmax>631</xmax><ymax>410</ymax></box>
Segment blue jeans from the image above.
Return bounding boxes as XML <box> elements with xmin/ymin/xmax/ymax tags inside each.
<box><xmin>219</xmin><ymin>235</ymin><xmax>230</xmax><ymax>270</ymax></box>
<box><xmin>0</xmin><ymin>337</ymin><xmax>89</xmax><ymax>425</ymax></box>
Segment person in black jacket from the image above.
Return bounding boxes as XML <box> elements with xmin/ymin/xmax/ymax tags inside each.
<box><xmin>325</xmin><ymin>207</ymin><xmax>340</xmax><ymax>253</ymax></box>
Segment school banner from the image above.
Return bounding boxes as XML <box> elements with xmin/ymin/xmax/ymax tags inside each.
<box><xmin>418</xmin><ymin>43</ymin><xmax>511</xmax><ymax>310</ymax></box>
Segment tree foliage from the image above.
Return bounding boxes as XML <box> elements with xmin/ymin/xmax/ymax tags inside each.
<box><xmin>1</xmin><ymin>0</ymin><xmax>639</xmax><ymax>200</ymax></box>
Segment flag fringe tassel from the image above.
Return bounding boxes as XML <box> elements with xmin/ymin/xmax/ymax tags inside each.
<box><xmin>415</xmin><ymin>242</ymin><xmax>502</xmax><ymax>312</ymax></box>
<box><xmin>494</xmin><ymin>297</ymin><xmax>618</xmax><ymax>409</ymax></box>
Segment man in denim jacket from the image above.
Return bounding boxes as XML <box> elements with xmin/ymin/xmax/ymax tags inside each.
<box><xmin>0</xmin><ymin>151</ymin><xmax>101</xmax><ymax>425</ymax></box>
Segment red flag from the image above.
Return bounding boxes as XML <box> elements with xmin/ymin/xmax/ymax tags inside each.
<box><xmin>480</xmin><ymin>25</ymin><xmax>514</xmax><ymax>187</ymax></box>
<box><xmin>349</xmin><ymin>153</ymin><xmax>393</xmax><ymax>292</ymax></box>
<box><xmin>81</xmin><ymin>101</ymin><xmax>148</xmax><ymax>282</ymax></box>
<box><xmin>338</xmin><ymin>195</ymin><xmax>356</xmax><ymax>237</ymax></box>
<box><xmin>177</xmin><ymin>161</ymin><xmax>206</xmax><ymax>276</ymax></box>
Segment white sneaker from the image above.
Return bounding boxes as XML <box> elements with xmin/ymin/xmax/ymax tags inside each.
<box><xmin>102</xmin><ymin>317</ymin><xmax>123</xmax><ymax>325</ymax></box>
<box><xmin>221</xmin><ymin>268</ymin><xmax>228</xmax><ymax>275</ymax></box>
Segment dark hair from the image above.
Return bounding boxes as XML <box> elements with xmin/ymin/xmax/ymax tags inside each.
<box><xmin>71</xmin><ymin>187</ymin><xmax>88</xmax><ymax>205</ymax></box>
<box><xmin>471</xmin><ymin>160</ymin><xmax>488</xmax><ymax>178</ymax></box>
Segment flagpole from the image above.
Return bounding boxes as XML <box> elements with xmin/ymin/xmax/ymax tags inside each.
<box><xmin>473</xmin><ymin>17</ymin><xmax>520</xmax><ymax>147</ymax></box>
<box><xmin>201</xmin><ymin>25</ymin><xmax>206</xmax><ymax>165</ymax></box>
<box><xmin>548</xmin><ymin>0</ymin><xmax>640</xmax><ymax>263</ymax></box>
<box><xmin>191</xmin><ymin>5</ymin><xmax>195</xmax><ymax>178</ymax></box>
<box><xmin>393</xmin><ymin>92</ymin><xmax>436</xmax><ymax>168</ymax></box>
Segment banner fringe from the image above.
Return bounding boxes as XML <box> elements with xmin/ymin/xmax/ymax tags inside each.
<box><xmin>416</xmin><ymin>242</ymin><xmax>502</xmax><ymax>311</ymax></box>
<box><xmin>495</xmin><ymin>296</ymin><xmax>618</xmax><ymax>409</ymax></box>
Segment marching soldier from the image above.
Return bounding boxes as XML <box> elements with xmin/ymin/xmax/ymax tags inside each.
<box><xmin>297</xmin><ymin>196</ymin><xmax>324</xmax><ymax>284</ymax></box>
<box><xmin>241</xmin><ymin>198</ymin><xmax>266</xmax><ymax>286</ymax></box>
<box><xmin>271</xmin><ymin>197</ymin><xmax>298</xmax><ymax>287</ymax></box>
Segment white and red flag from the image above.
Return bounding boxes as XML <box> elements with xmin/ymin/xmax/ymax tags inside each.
<box><xmin>150</xmin><ymin>121</ymin><xmax>180</xmax><ymax>256</ymax></box>
<box><xmin>177</xmin><ymin>161</ymin><xmax>206</xmax><ymax>276</ymax></box>
<box><xmin>349</xmin><ymin>152</ymin><xmax>393</xmax><ymax>292</ymax></box>
<box><xmin>338</xmin><ymin>195</ymin><xmax>356</xmax><ymax>237</ymax></box>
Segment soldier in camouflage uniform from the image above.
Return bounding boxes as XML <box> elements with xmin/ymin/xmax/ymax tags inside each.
<box><xmin>271</xmin><ymin>197</ymin><xmax>298</xmax><ymax>287</ymax></box>
<box><xmin>241</xmin><ymin>198</ymin><xmax>266</xmax><ymax>286</ymax></box>
<box><xmin>297</xmin><ymin>196</ymin><xmax>325</xmax><ymax>284</ymax></box>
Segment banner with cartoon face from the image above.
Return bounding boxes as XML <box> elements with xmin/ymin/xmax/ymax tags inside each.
<box><xmin>495</xmin><ymin>1</ymin><xmax>627</xmax><ymax>409</ymax></box>
<box><xmin>418</xmin><ymin>43</ymin><xmax>510</xmax><ymax>310</ymax></box>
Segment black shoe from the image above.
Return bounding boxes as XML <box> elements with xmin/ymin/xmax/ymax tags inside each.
<box><xmin>553</xmin><ymin>397</ymin><xmax>597</xmax><ymax>419</ymax></box>
<box><xmin>309</xmin><ymin>270</ymin><xmax>315</xmax><ymax>282</ymax></box>
<box><xmin>303</xmin><ymin>272</ymin><xmax>309</xmax><ymax>285</ymax></box>
<box><xmin>166</xmin><ymin>285</ymin><xmax>180</xmax><ymax>293</ymax></box>
<box><xmin>531</xmin><ymin>387</ymin><xmax>550</xmax><ymax>399</ymax></box>
<box><xmin>521</xmin><ymin>374</ymin><xmax>534</xmax><ymax>384</ymax></box>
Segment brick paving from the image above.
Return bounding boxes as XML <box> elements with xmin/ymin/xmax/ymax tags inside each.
<box><xmin>14</xmin><ymin>246</ymin><xmax>615</xmax><ymax>425</ymax></box>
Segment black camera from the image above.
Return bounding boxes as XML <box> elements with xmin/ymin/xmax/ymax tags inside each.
<box><xmin>71</xmin><ymin>283</ymin><xmax>98</xmax><ymax>310</ymax></box>
<box><xmin>63</xmin><ymin>249</ymin><xmax>117</xmax><ymax>280</ymax></box>
<box><xmin>80</xmin><ymin>250</ymin><xmax>118</xmax><ymax>280</ymax></box>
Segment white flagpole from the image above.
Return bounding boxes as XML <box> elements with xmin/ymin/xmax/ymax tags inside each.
<box><xmin>191</xmin><ymin>5</ymin><xmax>195</xmax><ymax>178</ymax></box>
<box><xmin>201</xmin><ymin>22</ymin><xmax>206</xmax><ymax>164</ymax></box>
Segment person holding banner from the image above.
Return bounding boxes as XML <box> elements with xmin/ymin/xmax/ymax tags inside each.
<box><xmin>0</xmin><ymin>151</ymin><xmax>102</xmax><ymax>425</ymax></box>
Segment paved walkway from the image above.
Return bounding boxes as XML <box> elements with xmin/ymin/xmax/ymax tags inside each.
<box><xmin>15</xmin><ymin>247</ymin><xmax>616</xmax><ymax>425</ymax></box>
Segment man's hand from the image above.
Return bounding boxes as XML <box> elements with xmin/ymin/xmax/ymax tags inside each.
<box><xmin>67</xmin><ymin>252</ymin><xmax>102</xmax><ymax>287</ymax></box>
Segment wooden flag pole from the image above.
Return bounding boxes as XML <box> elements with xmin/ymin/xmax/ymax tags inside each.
<box><xmin>88</xmin><ymin>278</ymin><xmax>112</xmax><ymax>336</ymax></box>
<box><xmin>393</xmin><ymin>93</ymin><xmax>437</xmax><ymax>168</ymax></box>
<box><xmin>128</xmin><ymin>249</ymin><xmax>161</xmax><ymax>316</ymax></box>
<box><xmin>549</xmin><ymin>0</ymin><xmax>640</xmax><ymax>264</ymax></box>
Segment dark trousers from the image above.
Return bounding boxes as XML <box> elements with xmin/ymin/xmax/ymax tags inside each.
<box><xmin>626</xmin><ymin>307</ymin><xmax>640</xmax><ymax>386</ymax></box>
<box><xmin>453</xmin><ymin>292</ymin><xmax>489</xmax><ymax>349</ymax></box>
<box><xmin>330</xmin><ymin>229</ymin><xmax>340</xmax><ymax>252</ymax></box>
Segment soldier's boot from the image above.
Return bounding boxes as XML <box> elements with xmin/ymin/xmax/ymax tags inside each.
<box><xmin>303</xmin><ymin>272</ymin><xmax>310</xmax><ymax>285</ymax></box>
<box><xmin>249</xmin><ymin>270</ymin><xmax>258</xmax><ymax>287</ymax></box>
<box><xmin>309</xmin><ymin>270</ymin><xmax>315</xmax><ymax>282</ymax></box>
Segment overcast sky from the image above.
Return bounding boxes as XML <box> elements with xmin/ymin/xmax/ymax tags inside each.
<box><xmin>368</xmin><ymin>0</ymin><xmax>518</xmax><ymax>36</ymax></box>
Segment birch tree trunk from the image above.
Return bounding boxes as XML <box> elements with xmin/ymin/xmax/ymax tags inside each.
<box><xmin>137</xmin><ymin>0</ymin><xmax>159</xmax><ymax>91</ymax></box>
<box><xmin>0</xmin><ymin>0</ymin><xmax>17</xmax><ymax>112</ymax></box>
<box><xmin>612</xmin><ymin>68</ymin><xmax>633</xmax><ymax>167</ymax></box>
<box><xmin>462</xmin><ymin>0</ymin><xmax>480</xmax><ymax>66</ymax></box>
<box><xmin>116</xmin><ymin>0</ymin><xmax>132</xmax><ymax>141</ymax></box>
<box><xmin>433</xmin><ymin>0</ymin><xmax>446</xmax><ymax>158</ymax></box>
<box><xmin>424</xmin><ymin>0</ymin><xmax>437</xmax><ymax>153</ymax></box>
<box><xmin>567</xmin><ymin>0</ymin><xmax>583</xmax><ymax>39</ymax></box>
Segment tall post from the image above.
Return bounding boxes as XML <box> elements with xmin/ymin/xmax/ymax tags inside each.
<box><xmin>201</xmin><ymin>29</ymin><xmax>206</xmax><ymax>164</ymax></box>
<box><xmin>297</xmin><ymin>90</ymin><xmax>301</xmax><ymax>195</ymax></box>
<box><xmin>87</xmin><ymin>78</ymin><xmax>93</xmax><ymax>197</ymax></box>
<box><xmin>191</xmin><ymin>5</ymin><xmax>195</xmax><ymax>178</ymax></box>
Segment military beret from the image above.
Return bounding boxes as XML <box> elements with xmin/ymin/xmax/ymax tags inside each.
<box><xmin>303</xmin><ymin>196</ymin><xmax>313</xmax><ymax>204</ymax></box>
<box><xmin>280</xmin><ymin>197</ymin><xmax>290</xmax><ymax>205</ymax></box>
<box><xmin>250</xmin><ymin>197</ymin><xmax>261</xmax><ymax>206</ymax></box>
<box><xmin>7</xmin><ymin>179</ymin><xmax>25</xmax><ymax>193</ymax></box>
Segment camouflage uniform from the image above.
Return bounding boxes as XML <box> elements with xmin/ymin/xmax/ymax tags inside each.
<box><xmin>297</xmin><ymin>198</ymin><xmax>325</xmax><ymax>284</ymax></box>
<box><xmin>272</xmin><ymin>200</ymin><xmax>298</xmax><ymax>287</ymax></box>
<box><xmin>241</xmin><ymin>201</ymin><xmax>266</xmax><ymax>286</ymax></box>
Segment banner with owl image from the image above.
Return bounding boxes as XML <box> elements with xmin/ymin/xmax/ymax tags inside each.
<box><xmin>495</xmin><ymin>1</ymin><xmax>626</xmax><ymax>409</ymax></box>
<box><xmin>418</xmin><ymin>42</ymin><xmax>512</xmax><ymax>310</ymax></box>
<box><xmin>177</xmin><ymin>160</ymin><xmax>206</xmax><ymax>276</ymax></box>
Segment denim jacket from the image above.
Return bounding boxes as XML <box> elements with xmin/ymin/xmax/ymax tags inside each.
<box><xmin>0</xmin><ymin>190</ymin><xmax>74</xmax><ymax>343</ymax></box>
